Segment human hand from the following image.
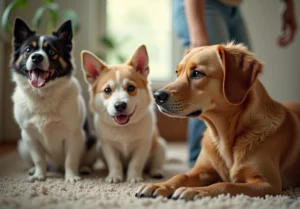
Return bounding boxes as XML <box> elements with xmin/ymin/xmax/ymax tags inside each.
<box><xmin>278</xmin><ymin>0</ymin><xmax>297</xmax><ymax>47</ymax></box>
<box><xmin>190</xmin><ymin>30</ymin><xmax>210</xmax><ymax>49</ymax></box>
<box><xmin>190</xmin><ymin>38</ymin><xmax>210</xmax><ymax>48</ymax></box>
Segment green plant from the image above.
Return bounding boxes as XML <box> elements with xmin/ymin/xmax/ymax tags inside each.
<box><xmin>97</xmin><ymin>34</ymin><xmax>129</xmax><ymax>63</ymax></box>
<box><xmin>1</xmin><ymin>0</ymin><xmax>79</xmax><ymax>34</ymax></box>
<box><xmin>1</xmin><ymin>0</ymin><xmax>127</xmax><ymax>63</ymax></box>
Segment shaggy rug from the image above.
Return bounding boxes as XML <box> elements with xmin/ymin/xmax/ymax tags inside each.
<box><xmin>0</xmin><ymin>143</ymin><xmax>300</xmax><ymax>209</ymax></box>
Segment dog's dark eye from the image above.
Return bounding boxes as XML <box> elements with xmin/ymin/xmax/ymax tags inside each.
<box><xmin>25</xmin><ymin>46</ymin><xmax>33</xmax><ymax>54</ymax></box>
<box><xmin>104</xmin><ymin>87</ymin><xmax>112</xmax><ymax>94</ymax></box>
<box><xmin>191</xmin><ymin>70</ymin><xmax>205</xmax><ymax>79</ymax></box>
<box><xmin>127</xmin><ymin>85</ymin><xmax>135</xmax><ymax>92</ymax></box>
<box><xmin>48</xmin><ymin>49</ymin><xmax>56</xmax><ymax>56</ymax></box>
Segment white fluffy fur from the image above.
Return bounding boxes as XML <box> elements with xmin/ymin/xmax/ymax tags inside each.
<box><xmin>92</xmin><ymin>72</ymin><xmax>166</xmax><ymax>183</ymax></box>
<box><xmin>13</xmin><ymin>73</ymin><xmax>96</xmax><ymax>182</ymax></box>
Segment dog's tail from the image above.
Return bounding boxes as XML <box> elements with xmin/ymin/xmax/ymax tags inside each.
<box><xmin>83</xmin><ymin>116</ymin><xmax>97</xmax><ymax>150</ymax></box>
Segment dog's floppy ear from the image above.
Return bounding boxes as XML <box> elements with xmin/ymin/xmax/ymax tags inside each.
<box><xmin>81</xmin><ymin>50</ymin><xmax>107</xmax><ymax>84</ymax></box>
<box><xmin>53</xmin><ymin>20</ymin><xmax>73</xmax><ymax>51</ymax></box>
<box><xmin>217</xmin><ymin>44</ymin><xmax>262</xmax><ymax>105</ymax></box>
<box><xmin>127</xmin><ymin>45</ymin><xmax>149</xmax><ymax>77</ymax></box>
<box><xmin>13</xmin><ymin>18</ymin><xmax>35</xmax><ymax>50</ymax></box>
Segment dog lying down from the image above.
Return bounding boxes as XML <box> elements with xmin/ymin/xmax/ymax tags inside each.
<box><xmin>136</xmin><ymin>42</ymin><xmax>300</xmax><ymax>200</ymax></box>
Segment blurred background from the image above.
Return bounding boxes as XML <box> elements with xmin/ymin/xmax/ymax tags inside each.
<box><xmin>0</xmin><ymin>0</ymin><xmax>299</xmax><ymax>143</ymax></box>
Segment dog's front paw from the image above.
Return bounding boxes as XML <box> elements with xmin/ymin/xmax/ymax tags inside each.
<box><xmin>127</xmin><ymin>176</ymin><xmax>144</xmax><ymax>183</ymax></box>
<box><xmin>27</xmin><ymin>174</ymin><xmax>46</xmax><ymax>182</ymax></box>
<box><xmin>105</xmin><ymin>174</ymin><xmax>124</xmax><ymax>183</ymax></box>
<box><xmin>135</xmin><ymin>183</ymin><xmax>174</xmax><ymax>198</ymax></box>
<box><xmin>172</xmin><ymin>187</ymin><xmax>208</xmax><ymax>201</ymax></box>
<box><xmin>65</xmin><ymin>174</ymin><xmax>82</xmax><ymax>183</ymax></box>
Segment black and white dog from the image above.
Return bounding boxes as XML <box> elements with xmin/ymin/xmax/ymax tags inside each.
<box><xmin>11</xmin><ymin>18</ymin><xmax>97</xmax><ymax>182</ymax></box>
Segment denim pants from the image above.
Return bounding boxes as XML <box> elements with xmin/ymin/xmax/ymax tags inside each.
<box><xmin>172</xmin><ymin>0</ymin><xmax>252</xmax><ymax>166</ymax></box>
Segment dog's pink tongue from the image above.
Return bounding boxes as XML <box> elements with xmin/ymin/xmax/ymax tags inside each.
<box><xmin>115</xmin><ymin>115</ymin><xmax>129</xmax><ymax>125</ymax></box>
<box><xmin>31</xmin><ymin>70</ymin><xmax>47</xmax><ymax>88</ymax></box>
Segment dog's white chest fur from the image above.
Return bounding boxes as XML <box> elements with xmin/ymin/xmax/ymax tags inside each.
<box><xmin>95</xmin><ymin>109</ymin><xmax>154</xmax><ymax>157</ymax></box>
<box><xmin>13</xmin><ymin>74</ymin><xmax>86</xmax><ymax>167</ymax></box>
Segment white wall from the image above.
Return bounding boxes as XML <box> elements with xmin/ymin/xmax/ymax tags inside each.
<box><xmin>242</xmin><ymin>0</ymin><xmax>300</xmax><ymax>102</ymax></box>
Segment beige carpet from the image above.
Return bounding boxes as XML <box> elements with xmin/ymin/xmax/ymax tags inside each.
<box><xmin>1</xmin><ymin>143</ymin><xmax>300</xmax><ymax>209</ymax></box>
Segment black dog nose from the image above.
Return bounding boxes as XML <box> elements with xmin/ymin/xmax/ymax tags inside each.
<box><xmin>153</xmin><ymin>91</ymin><xmax>169</xmax><ymax>105</ymax></box>
<box><xmin>31</xmin><ymin>54</ymin><xmax>44</xmax><ymax>64</ymax></box>
<box><xmin>114</xmin><ymin>102</ymin><xmax>127</xmax><ymax>113</ymax></box>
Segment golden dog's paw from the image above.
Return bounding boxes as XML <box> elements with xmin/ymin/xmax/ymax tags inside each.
<box><xmin>135</xmin><ymin>184</ymin><xmax>175</xmax><ymax>198</ymax></box>
<box><xmin>171</xmin><ymin>187</ymin><xmax>208</xmax><ymax>201</ymax></box>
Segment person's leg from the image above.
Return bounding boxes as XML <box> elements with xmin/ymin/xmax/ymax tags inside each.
<box><xmin>172</xmin><ymin>0</ymin><xmax>232</xmax><ymax>166</ymax></box>
<box><xmin>173</xmin><ymin>0</ymin><xmax>191</xmax><ymax>48</ymax></box>
<box><xmin>187</xmin><ymin>1</ymin><xmax>233</xmax><ymax>167</ymax></box>
<box><xmin>229</xmin><ymin>8</ymin><xmax>252</xmax><ymax>50</ymax></box>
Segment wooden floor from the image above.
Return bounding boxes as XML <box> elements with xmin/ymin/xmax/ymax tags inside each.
<box><xmin>0</xmin><ymin>141</ymin><xmax>17</xmax><ymax>156</ymax></box>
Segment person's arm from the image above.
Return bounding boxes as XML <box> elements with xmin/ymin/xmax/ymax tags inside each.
<box><xmin>184</xmin><ymin>0</ymin><xmax>210</xmax><ymax>48</ymax></box>
<box><xmin>278</xmin><ymin>0</ymin><xmax>297</xmax><ymax>47</ymax></box>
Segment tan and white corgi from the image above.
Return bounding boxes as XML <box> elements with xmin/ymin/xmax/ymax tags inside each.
<box><xmin>81</xmin><ymin>45</ymin><xmax>166</xmax><ymax>183</ymax></box>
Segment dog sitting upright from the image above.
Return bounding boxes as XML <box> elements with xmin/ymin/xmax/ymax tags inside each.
<box><xmin>81</xmin><ymin>45</ymin><xmax>166</xmax><ymax>183</ymax></box>
<box><xmin>12</xmin><ymin>18</ymin><xmax>97</xmax><ymax>182</ymax></box>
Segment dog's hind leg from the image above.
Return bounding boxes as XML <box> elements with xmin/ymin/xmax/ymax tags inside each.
<box><xmin>148</xmin><ymin>137</ymin><xmax>167</xmax><ymax>179</ymax></box>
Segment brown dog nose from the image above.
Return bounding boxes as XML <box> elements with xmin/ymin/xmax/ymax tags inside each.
<box><xmin>153</xmin><ymin>91</ymin><xmax>169</xmax><ymax>105</ymax></box>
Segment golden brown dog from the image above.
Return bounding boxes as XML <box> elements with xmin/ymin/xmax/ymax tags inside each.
<box><xmin>135</xmin><ymin>42</ymin><xmax>300</xmax><ymax>200</ymax></box>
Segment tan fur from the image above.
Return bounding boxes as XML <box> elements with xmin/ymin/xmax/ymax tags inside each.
<box><xmin>16</xmin><ymin>55</ymin><xmax>23</xmax><ymax>67</ymax></box>
<box><xmin>136</xmin><ymin>43</ymin><xmax>300</xmax><ymax>200</ymax></box>
<box><xmin>32</xmin><ymin>41</ymin><xmax>37</xmax><ymax>48</ymax></box>
<box><xmin>88</xmin><ymin>63</ymin><xmax>154</xmax><ymax>139</ymax></box>
<box><xmin>59</xmin><ymin>57</ymin><xmax>67</xmax><ymax>69</ymax></box>
<box><xmin>43</xmin><ymin>41</ymin><xmax>48</xmax><ymax>48</ymax></box>
<box><xmin>81</xmin><ymin>46</ymin><xmax>166</xmax><ymax>183</ymax></box>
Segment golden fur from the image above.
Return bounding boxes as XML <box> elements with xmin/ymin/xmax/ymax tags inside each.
<box><xmin>136</xmin><ymin>43</ymin><xmax>300</xmax><ymax>200</ymax></box>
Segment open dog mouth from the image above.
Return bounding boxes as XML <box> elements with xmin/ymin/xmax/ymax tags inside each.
<box><xmin>28</xmin><ymin>68</ymin><xmax>55</xmax><ymax>88</ymax></box>
<box><xmin>113</xmin><ymin>107</ymin><xmax>136</xmax><ymax>125</ymax></box>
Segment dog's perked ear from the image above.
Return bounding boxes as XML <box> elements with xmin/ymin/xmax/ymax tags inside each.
<box><xmin>53</xmin><ymin>20</ymin><xmax>73</xmax><ymax>51</ymax></box>
<box><xmin>127</xmin><ymin>45</ymin><xmax>149</xmax><ymax>77</ymax></box>
<box><xmin>81</xmin><ymin>50</ymin><xmax>107</xmax><ymax>84</ymax></box>
<box><xmin>13</xmin><ymin>18</ymin><xmax>35</xmax><ymax>50</ymax></box>
<box><xmin>217</xmin><ymin>44</ymin><xmax>263</xmax><ymax>105</ymax></box>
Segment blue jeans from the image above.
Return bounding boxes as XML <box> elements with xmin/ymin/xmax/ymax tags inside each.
<box><xmin>173</xmin><ymin>0</ymin><xmax>252</xmax><ymax>166</ymax></box>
